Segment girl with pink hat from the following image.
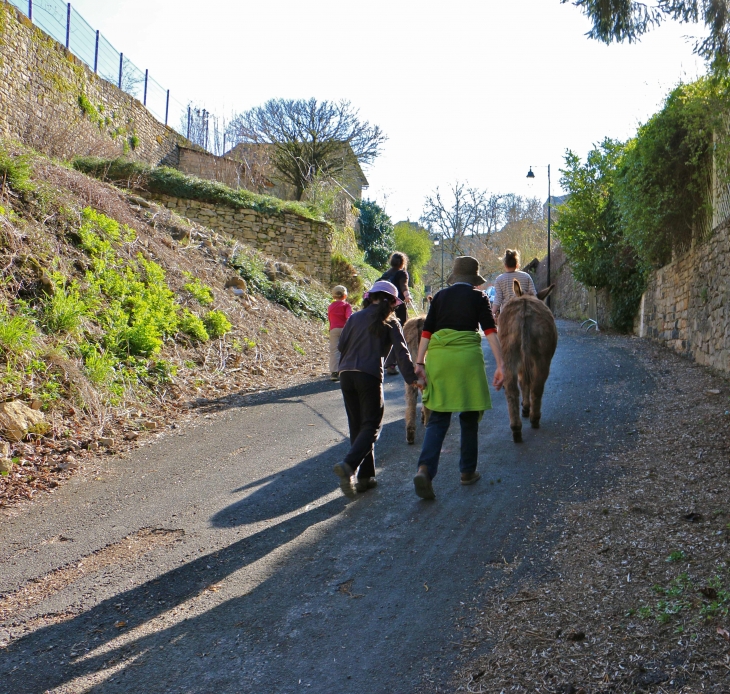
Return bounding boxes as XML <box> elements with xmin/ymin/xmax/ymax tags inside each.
<box><xmin>332</xmin><ymin>280</ymin><xmax>421</xmax><ymax>497</ymax></box>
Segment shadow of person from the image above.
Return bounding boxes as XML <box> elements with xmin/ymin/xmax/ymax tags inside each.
<box><xmin>1</xmin><ymin>420</ymin><xmax>407</xmax><ymax>694</ymax></box>
<box><xmin>210</xmin><ymin>420</ymin><xmax>403</xmax><ymax>528</ymax></box>
<box><xmin>191</xmin><ymin>377</ymin><xmax>342</xmax><ymax>416</ymax></box>
<box><xmin>0</xmin><ymin>494</ymin><xmax>345</xmax><ymax>694</ymax></box>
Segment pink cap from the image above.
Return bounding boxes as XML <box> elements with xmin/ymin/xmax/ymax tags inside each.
<box><xmin>363</xmin><ymin>280</ymin><xmax>403</xmax><ymax>305</ymax></box>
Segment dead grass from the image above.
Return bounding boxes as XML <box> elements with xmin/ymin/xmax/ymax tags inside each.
<box><xmin>451</xmin><ymin>340</ymin><xmax>730</xmax><ymax>693</ymax></box>
<box><xmin>0</xmin><ymin>150</ymin><xmax>330</xmax><ymax>509</ymax></box>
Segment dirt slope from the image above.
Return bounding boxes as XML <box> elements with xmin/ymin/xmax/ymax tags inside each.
<box><xmin>0</xmin><ymin>142</ymin><xmax>329</xmax><ymax>509</ymax></box>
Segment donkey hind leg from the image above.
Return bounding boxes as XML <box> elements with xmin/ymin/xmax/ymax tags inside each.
<box><xmin>529</xmin><ymin>374</ymin><xmax>546</xmax><ymax>429</ymax></box>
<box><xmin>518</xmin><ymin>368</ymin><xmax>531</xmax><ymax>419</ymax></box>
<box><xmin>405</xmin><ymin>383</ymin><xmax>418</xmax><ymax>444</ymax></box>
<box><xmin>504</xmin><ymin>370</ymin><xmax>523</xmax><ymax>442</ymax></box>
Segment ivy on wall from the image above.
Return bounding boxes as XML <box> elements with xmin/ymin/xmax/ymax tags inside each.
<box><xmin>555</xmin><ymin>75</ymin><xmax>730</xmax><ymax>332</ymax></box>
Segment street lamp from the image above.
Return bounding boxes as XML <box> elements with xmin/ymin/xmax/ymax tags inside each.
<box><xmin>433</xmin><ymin>236</ymin><xmax>445</xmax><ymax>289</ymax></box>
<box><xmin>527</xmin><ymin>165</ymin><xmax>551</xmax><ymax>302</ymax></box>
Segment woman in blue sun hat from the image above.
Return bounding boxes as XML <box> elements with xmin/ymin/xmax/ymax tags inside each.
<box><xmin>333</xmin><ymin>280</ymin><xmax>421</xmax><ymax>497</ymax></box>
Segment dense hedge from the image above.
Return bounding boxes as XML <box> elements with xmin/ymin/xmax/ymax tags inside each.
<box><xmin>555</xmin><ymin>75</ymin><xmax>728</xmax><ymax>332</ymax></box>
<box><xmin>72</xmin><ymin>157</ymin><xmax>323</xmax><ymax>222</ymax></box>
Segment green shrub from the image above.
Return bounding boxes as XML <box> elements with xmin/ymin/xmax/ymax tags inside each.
<box><xmin>393</xmin><ymin>221</ymin><xmax>432</xmax><ymax>285</ymax></box>
<box><xmin>555</xmin><ymin>140</ymin><xmax>648</xmax><ymax>332</ymax></box>
<box><xmin>231</xmin><ymin>250</ymin><xmax>272</xmax><ymax>294</ymax></box>
<box><xmin>148</xmin><ymin>359</ymin><xmax>177</xmax><ymax>384</ymax></box>
<box><xmin>267</xmin><ymin>281</ymin><xmax>328</xmax><ymax>320</ymax></box>
<box><xmin>41</xmin><ymin>279</ymin><xmax>87</xmax><ymax>334</ymax></box>
<box><xmin>354</xmin><ymin>198</ymin><xmax>395</xmax><ymax>269</ymax></box>
<box><xmin>72</xmin><ymin>157</ymin><xmax>323</xmax><ymax>221</ymax></box>
<box><xmin>0</xmin><ymin>148</ymin><xmax>34</xmax><ymax>194</ymax></box>
<box><xmin>331</xmin><ymin>253</ymin><xmax>364</xmax><ymax>303</ymax></box>
<box><xmin>78</xmin><ymin>94</ymin><xmax>102</xmax><ymax>125</ymax></box>
<box><xmin>183</xmin><ymin>273</ymin><xmax>214</xmax><ymax>305</ymax></box>
<box><xmin>180</xmin><ymin>309</ymin><xmax>209</xmax><ymax>342</ymax></box>
<box><xmin>0</xmin><ymin>307</ymin><xmax>37</xmax><ymax>355</ymax></box>
<box><xmin>204</xmin><ymin>310</ymin><xmax>232</xmax><ymax>338</ymax></box>
<box><xmin>82</xmin><ymin>346</ymin><xmax>118</xmax><ymax>386</ymax></box>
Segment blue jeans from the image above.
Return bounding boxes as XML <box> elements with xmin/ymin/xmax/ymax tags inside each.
<box><xmin>416</xmin><ymin>410</ymin><xmax>480</xmax><ymax>480</ymax></box>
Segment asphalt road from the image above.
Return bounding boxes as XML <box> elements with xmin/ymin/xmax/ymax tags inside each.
<box><xmin>0</xmin><ymin>321</ymin><xmax>651</xmax><ymax>693</ymax></box>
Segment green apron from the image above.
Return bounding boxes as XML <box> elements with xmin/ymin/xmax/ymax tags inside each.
<box><xmin>422</xmin><ymin>329</ymin><xmax>492</xmax><ymax>414</ymax></box>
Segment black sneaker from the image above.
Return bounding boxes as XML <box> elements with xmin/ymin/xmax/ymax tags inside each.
<box><xmin>333</xmin><ymin>462</ymin><xmax>355</xmax><ymax>498</ymax></box>
<box><xmin>354</xmin><ymin>477</ymin><xmax>378</xmax><ymax>493</ymax></box>
<box><xmin>330</xmin><ymin>372</ymin><xmax>340</xmax><ymax>381</ymax></box>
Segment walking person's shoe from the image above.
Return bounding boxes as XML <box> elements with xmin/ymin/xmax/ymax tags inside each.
<box><xmin>330</xmin><ymin>372</ymin><xmax>340</xmax><ymax>382</ymax></box>
<box><xmin>460</xmin><ymin>471</ymin><xmax>481</xmax><ymax>485</ymax></box>
<box><xmin>386</xmin><ymin>366</ymin><xmax>398</xmax><ymax>376</ymax></box>
<box><xmin>333</xmin><ymin>462</ymin><xmax>355</xmax><ymax>498</ymax></box>
<box><xmin>413</xmin><ymin>466</ymin><xmax>435</xmax><ymax>500</ymax></box>
<box><xmin>354</xmin><ymin>477</ymin><xmax>378</xmax><ymax>493</ymax></box>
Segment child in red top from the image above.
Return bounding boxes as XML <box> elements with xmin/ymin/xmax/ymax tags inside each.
<box><xmin>328</xmin><ymin>285</ymin><xmax>352</xmax><ymax>381</ymax></box>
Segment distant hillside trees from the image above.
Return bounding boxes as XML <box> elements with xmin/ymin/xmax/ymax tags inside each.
<box><xmin>228</xmin><ymin>98</ymin><xmax>386</xmax><ymax>200</ymax></box>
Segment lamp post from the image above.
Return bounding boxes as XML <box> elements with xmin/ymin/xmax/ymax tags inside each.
<box><xmin>526</xmin><ymin>165</ymin><xmax>551</xmax><ymax>302</ymax></box>
<box><xmin>433</xmin><ymin>237</ymin><xmax>445</xmax><ymax>289</ymax></box>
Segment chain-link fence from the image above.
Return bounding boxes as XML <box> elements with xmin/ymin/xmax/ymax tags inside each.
<box><xmin>7</xmin><ymin>0</ymin><xmax>201</xmax><ymax>138</ymax></box>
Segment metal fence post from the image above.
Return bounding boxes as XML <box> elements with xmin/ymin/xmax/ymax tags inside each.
<box><xmin>28</xmin><ymin>0</ymin><xmax>32</xmax><ymax>22</ymax></box>
<box><xmin>187</xmin><ymin>106</ymin><xmax>191</xmax><ymax>140</ymax></box>
<box><xmin>165</xmin><ymin>90</ymin><xmax>170</xmax><ymax>126</ymax></box>
<box><xmin>94</xmin><ymin>30</ymin><xmax>99</xmax><ymax>73</ymax></box>
<box><xmin>65</xmin><ymin>3</ymin><xmax>70</xmax><ymax>49</ymax></box>
<box><xmin>118</xmin><ymin>52</ymin><xmax>123</xmax><ymax>89</ymax></box>
<box><xmin>143</xmin><ymin>69</ymin><xmax>148</xmax><ymax>106</ymax></box>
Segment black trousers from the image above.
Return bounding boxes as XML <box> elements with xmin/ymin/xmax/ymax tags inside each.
<box><xmin>339</xmin><ymin>371</ymin><xmax>384</xmax><ymax>478</ymax></box>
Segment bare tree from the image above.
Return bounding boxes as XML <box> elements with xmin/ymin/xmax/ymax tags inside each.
<box><xmin>475</xmin><ymin>195</ymin><xmax>546</xmax><ymax>278</ymax></box>
<box><xmin>182</xmin><ymin>105</ymin><xmax>234</xmax><ymax>154</ymax></box>
<box><xmin>228</xmin><ymin>98</ymin><xmax>386</xmax><ymax>200</ymax></box>
<box><xmin>420</xmin><ymin>182</ymin><xmax>502</xmax><ymax>253</ymax></box>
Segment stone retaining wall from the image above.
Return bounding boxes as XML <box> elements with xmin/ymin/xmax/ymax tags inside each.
<box><xmin>0</xmin><ymin>1</ymin><xmax>186</xmax><ymax>162</ymax></box>
<box><xmin>637</xmin><ymin>223</ymin><xmax>730</xmax><ymax>372</ymax></box>
<box><xmin>147</xmin><ymin>193</ymin><xmax>332</xmax><ymax>283</ymax></box>
<box><xmin>533</xmin><ymin>245</ymin><xmax>611</xmax><ymax>326</ymax></box>
<box><xmin>177</xmin><ymin>147</ymin><xmax>244</xmax><ymax>189</ymax></box>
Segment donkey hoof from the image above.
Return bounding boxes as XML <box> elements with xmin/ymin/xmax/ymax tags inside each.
<box><xmin>406</xmin><ymin>429</ymin><xmax>416</xmax><ymax>445</ymax></box>
<box><xmin>521</xmin><ymin>407</ymin><xmax>530</xmax><ymax>418</ymax></box>
<box><xmin>512</xmin><ymin>429</ymin><xmax>523</xmax><ymax>443</ymax></box>
<box><xmin>530</xmin><ymin>419</ymin><xmax>540</xmax><ymax>429</ymax></box>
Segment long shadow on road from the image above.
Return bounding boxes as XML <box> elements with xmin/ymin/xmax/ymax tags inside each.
<box><xmin>0</xmin><ymin>322</ymin><xmax>653</xmax><ymax>693</ymax></box>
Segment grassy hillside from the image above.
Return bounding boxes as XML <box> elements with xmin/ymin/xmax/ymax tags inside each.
<box><xmin>0</xmin><ymin>142</ymin><xmax>330</xmax><ymax>506</ymax></box>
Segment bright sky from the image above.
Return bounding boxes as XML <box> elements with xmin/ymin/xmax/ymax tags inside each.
<box><xmin>66</xmin><ymin>0</ymin><xmax>705</xmax><ymax>222</ymax></box>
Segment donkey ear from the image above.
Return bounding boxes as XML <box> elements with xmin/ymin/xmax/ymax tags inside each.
<box><xmin>536</xmin><ymin>284</ymin><xmax>555</xmax><ymax>301</ymax></box>
<box><xmin>513</xmin><ymin>279</ymin><xmax>523</xmax><ymax>297</ymax></box>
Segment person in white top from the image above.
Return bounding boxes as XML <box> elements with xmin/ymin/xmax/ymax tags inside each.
<box><xmin>492</xmin><ymin>249</ymin><xmax>536</xmax><ymax>325</ymax></box>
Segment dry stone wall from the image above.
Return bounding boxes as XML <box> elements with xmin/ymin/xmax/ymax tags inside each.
<box><xmin>637</xmin><ymin>223</ymin><xmax>730</xmax><ymax>372</ymax></box>
<box><xmin>177</xmin><ymin>147</ymin><xmax>244</xmax><ymax>189</ymax></box>
<box><xmin>0</xmin><ymin>1</ymin><xmax>186</xmax><ymax>162</ymax></box>
<box><xmin>147</xmin><ymin>193</ymin><xmax>333</xmax><ymax>284</ymax></box>
<box><xmin>533</xmin><ymin>245</ymin><xmax>611</xmax><ymax>326</ymax></box>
